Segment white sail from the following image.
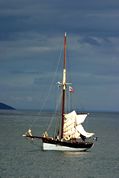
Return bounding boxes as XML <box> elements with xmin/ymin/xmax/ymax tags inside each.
<box><xmin>76</xmin><ymin>113</ymin><xmax>87</xmax><ymax>125</ymax></box>
<box><xmin>64</xmin><ymin>110</ymin><xmax>87</xmax><ymax>124</ymax></box>
<box><xmin>76</xmin><ymin>124</ymin><xmax>94</xmax><ymax>138</ymax></box>
<box><xmin>64</xmin><ymin>110</ymin><xmax>76</xmax><ymax>120</ymax></box>
<box><xmin>63</xmin><ymin>110</ymin><xmax>94</xmax><ymax>140</ymax></box>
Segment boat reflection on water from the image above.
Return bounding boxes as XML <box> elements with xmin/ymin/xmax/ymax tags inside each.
<box><xmin>63</xmin><ymin>151</ymin><xmax>88</xmax><ymax>157</ymax></box>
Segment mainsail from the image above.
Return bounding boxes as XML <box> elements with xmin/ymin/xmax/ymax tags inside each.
<box><xmin>63</xmin><ymin>110</ymin><xmax>94</xmax><ymax>140</ymax></box>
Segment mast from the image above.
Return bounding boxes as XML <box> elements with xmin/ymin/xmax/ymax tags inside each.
<box><xmin>61</xmin><ymin>32</ymin><xmax>67</xmax><ymax>139</ymax></box>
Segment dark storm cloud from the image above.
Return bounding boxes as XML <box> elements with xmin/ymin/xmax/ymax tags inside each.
<box><xmin>0</xmin><ymin>0</ymin><xmax>119</xmax><ymax>39</ymax></box>
<box><xmin>0</xmin><ymin>0</ymin><xmax>119</xmax><ymax>110</ymax></box>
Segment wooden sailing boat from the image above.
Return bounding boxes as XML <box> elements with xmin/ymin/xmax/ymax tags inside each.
<box><xmin>23</xmin><ymin>33</ymin><xmax>95</xmax><ymax>151</ymax></box>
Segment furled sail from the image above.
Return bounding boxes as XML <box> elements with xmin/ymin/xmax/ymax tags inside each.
<box><xmin>63</xmin><ymin>110</ymin><xmax>94</xmax><ymax>140</ymax></box>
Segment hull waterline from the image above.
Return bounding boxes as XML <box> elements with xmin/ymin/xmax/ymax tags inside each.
<box><xmin>42</xmin><ymin>137</ymin><xmax>94</xmax><ymax>151</ymax></box>
<box><xmin>43</xmin><ymin>142</ymin><xmax>93</xmax><ymax>151</ymax></box>
<box><xmin>23</xmin><ymin>135</ymin><xmax>94</xmax><ymax>151</ymax></box>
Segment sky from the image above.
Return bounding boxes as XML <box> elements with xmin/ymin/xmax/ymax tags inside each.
<box><xmin>0</xmin><ymin>0</ymin><xmax>119</xmax><ymax>111</ymax></box>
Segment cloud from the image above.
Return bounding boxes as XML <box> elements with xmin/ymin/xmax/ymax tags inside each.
<box><xmin>0</xmin><ymin>0</ymin><xmax>119</xmax><ymax>39</ymax></box>
<box><xmin>0</xmin><ymin>0</ymin><xmax>119</xmax><ymax>110</ymax></box>
<box><xmin>79</xmin><ymin>36</ymin><xmax>112</xmax><ymax>46</ymax></box>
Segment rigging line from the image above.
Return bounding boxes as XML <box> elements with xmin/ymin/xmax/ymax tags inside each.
<box><xmin>29</xmin><ymin>45</ymin><xmax>63</xmax><ymax>128</ymax></box>
<box><xmin>46</xmin><ymin>89</ymin><xmax>62</xmax><ymax>133</ymax></box>
<box><xmin>40</xmin><ymin>46</ymin><xmax>63</xmax><ymax>113</ymax></box>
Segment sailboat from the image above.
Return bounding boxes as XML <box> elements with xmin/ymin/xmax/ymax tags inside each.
<box><xmin>23</xmin><ymin>33</ymin><xmax>96</xmax><ymax>151</ymax></box>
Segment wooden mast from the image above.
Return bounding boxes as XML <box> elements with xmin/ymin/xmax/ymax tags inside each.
<box><xmin>61</xmin><ymin>32</ymin><xmax>67</xmax><ymax>139</ymax></box>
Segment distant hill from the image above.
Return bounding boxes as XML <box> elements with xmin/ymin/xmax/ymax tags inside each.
<box><xmin>0</xmin><ymin>103</ymin><xmax>15</xmax><ymax>110</ymax></box>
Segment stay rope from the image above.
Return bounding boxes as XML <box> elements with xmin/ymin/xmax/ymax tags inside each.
<box><xmin>29</xmin><ymin>46</ymin><xmax>63</xmax><ymax>130</ymax></box>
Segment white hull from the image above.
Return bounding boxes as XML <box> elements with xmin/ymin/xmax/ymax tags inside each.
<box><xmin>43</xmin><ymin>142</ymin><xmax>89</xmax><ymax>151</ymax></box>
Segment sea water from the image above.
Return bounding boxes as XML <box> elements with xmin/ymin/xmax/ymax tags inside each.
<box><xmin>0</xmin><ymin>110</ymin><xmax>119</xmax><ymax>178</ymax></box>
